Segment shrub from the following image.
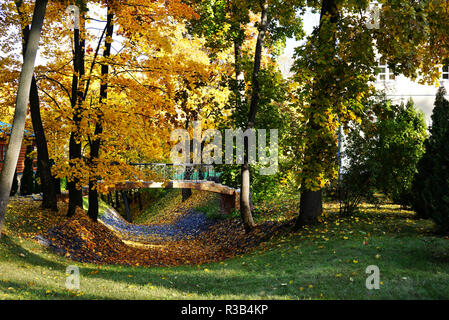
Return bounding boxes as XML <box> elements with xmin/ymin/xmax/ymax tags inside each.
<box><xmin>340</xmin><ymin>98</ymin><xmax>427</xmax><ymax>213</ymax></box>
<box><xmin>374</xmin><ymin>100</ymin><xmax>427</xmax><ymax>205</ymax></box>
<box><xmin>337</xmin><ymin>126</ymin><xmax>378</xmax><ymax>216</ymax></box>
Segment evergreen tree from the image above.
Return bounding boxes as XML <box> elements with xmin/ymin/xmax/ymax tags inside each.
<box><xmin>411</xmin><ymin>87</ymin><xmax>449</xmax><ymax>234</ymax></box>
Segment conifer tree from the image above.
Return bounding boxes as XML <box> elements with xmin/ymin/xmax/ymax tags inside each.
<box><xmin>412</xmin><ymin>87</ymin><xmax>449</xmax><ymax>234</ymax></box>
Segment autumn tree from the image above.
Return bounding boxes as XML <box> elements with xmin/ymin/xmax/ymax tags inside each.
<box><xmin>66</xmin><ymin>0</ymin><xmax>87</xmax><ymax>217</ymax></box>
<box><xmin>293</xmin><ymin>0</ymin><xmax>342</xmax><ymax>228</ymax></box>
<box><xmin>374</xmin><ymin>0</ymin><xmax>449</xmax><ymax>84</ymax></box>
<box><xmin>187</xmin><ymin>0</ymin><xmax>304</xmax><ymax>232</ymax></box>
<box><xmin>15</xmin><ymin>0</ymin><xmax>58</xmax><ymax>210</ymax></box>
<box><xmin>290</xmin><ymin>0</ymin><xmax>449</xmax><ymax>228</ymax></box>
<box><xmin>28</xmin><ymin>0</ymin><xmax>221</xmax><ymax>221</ymax></box>
<box><xmin>87</xmin><ymin>1</ymin><xmax>113</xmax><ymax>221</ymax></box>
<box><xmin>0</xmin><ymin>0</ymin><xmax>47</xmax><ymax>236</ymax></box>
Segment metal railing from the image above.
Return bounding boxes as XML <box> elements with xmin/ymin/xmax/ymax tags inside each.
<box><xmin>129</xmin><ymin>163</ymin><xmax>221</xmax><ymax>182</ymax></box>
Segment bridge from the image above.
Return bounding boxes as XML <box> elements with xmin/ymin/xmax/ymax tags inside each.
<box><xmin>99</xmin><ymin>163</ymin><xmax>240</xmax><ymax>215</ymax></box>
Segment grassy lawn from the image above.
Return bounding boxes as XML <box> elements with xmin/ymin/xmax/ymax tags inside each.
<box><xmin>1</xmin><ymin>197</ymin><xmax>449</xmax><ymax>300</ymax></box>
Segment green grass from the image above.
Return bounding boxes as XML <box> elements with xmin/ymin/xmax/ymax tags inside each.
<box><xmin>133</xmin><ymin>189</ymin><xmax>223</xmax><ymax>224</ymax></box>
<box><xmin>193</xmin><ymin>193</ymin><xmax>226</xmax><ymax>220</ymax></box>
<box><xmin>132</xmin><ymin>189</ymin><xmax>182</xmax><ymax>224</ymax></box>
<box><xmin>1</xmin><ymin>199</ymin><xmax>449</xmax><ymax>299</ymax></box>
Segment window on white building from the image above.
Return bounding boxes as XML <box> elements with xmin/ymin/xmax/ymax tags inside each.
<box><xmin>441</xmin><ymin>65</ymin><xmax>449</xmax><ymax>80</ymax></box>
<box><xmin>377</xmin><ymin>59</ymin><xmax>395</xmax><ymax>81</ymax></box>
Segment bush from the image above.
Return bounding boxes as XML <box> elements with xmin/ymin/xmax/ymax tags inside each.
<box><xmin>336</xmin><ymin>126</ymin><xmax>377</xmax><ymax>216</ymax></box>
<box><xmin>337</xmin><ymin>147</ymin><xmax>378</xmax><ymax>216</ymax></box>
<box><xmin>411</xmin><ymin>87</ymin><xmax>449</xmax><ymax>234</ymax></box>
<box><xmin>340</xmin><ymin>98</ymin><xmax>427</xmax><ymax>213</ymax></box>
<box><xmin>217</xmin><ymin>163</ymin><xmax>288</xmax><ymax>204</ymax></box>
<box><xmin>374</xmin><ymin>100</ymin><xmax>427</xmax><ymax>205</ymax></box>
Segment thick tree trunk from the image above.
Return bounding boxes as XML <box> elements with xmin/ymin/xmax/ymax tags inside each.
<box><xmin>295</xmin><ymin>0</ymin><xmax>339</xmax><ymax>230</ymax></box>
<box><xmin>115</xmin><ymin>190</ymin><xmax>119</xmax><ymax>209</ymax></box>
<box><xmin>0</xmin><ymin>0</ymin><xmax>48</xmax><ymax>236</ymax></box>
<box><xmin>240</xmin><ymin>1</ymin><xmax>269</xmax><ymax>233</ymax></box>
<box><xmin>54</xmin><ymin>176</ymin><xmax>61</xmax><ymax>195</ymax></box>
<box><xmin>296</xmin><ymin>190</ymin><xmax>322</xmax><ymax>227</ymax></box>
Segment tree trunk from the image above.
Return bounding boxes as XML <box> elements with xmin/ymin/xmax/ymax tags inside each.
<box><xmin>295</xmin><ymin>0</ymin><xmax>339</xmax><ymax>230</ymax></box>
<box><xmin>122</xmin><ymin>190</ymin><xmax>132</xmax><ymax>222</ymax></box>
<box><xmin>138</xmin><ymin>191</ymin><xmax>143</xmax><ymax>211</ymax></box>
<box><xmin>182</xmin><ymin>164</ymin><xmax>192</xmax><ymax>201</ymax></box>
<box><xmin>0</xmin><ymin>0</ymin><xmax>48</xmax><ymax>236</ymax></box>
<box><xmin>87</xmin><ymin>9</ymin><xmax>113</xmax><ymax>221</ymax></box>
<box><xmin>10</xmin><ymin>171</ymin><xmax>19</xmax><ymax>197</ymax></box>
<box><xmin>67</xmin><ymin>18</ymin><xmax>85</xmax><ymax>217</ymax></box>
<box><xmin>234</xmin><ymin>38</ymin><xmax>245</xmax><ymax>106</ymax></box>
<box><xmin>15</xmin><ymin>0</ymin><xmax>58</xmax><ymax>211</ymax></box>
<box><xmin>239</xmin><ymin>1</ymin><xmax>269</xmax><ymax>233</ymax></box>
<box><xmin>19</xmin><ymin>145</ymin><xmax>34</xmax><ymax>196</ymax></box>
<box><xmin>29</xmin><ymin>77</ymin><xmax>58</xmax><ymax>210</ymax></box>
<box><xmin>181</xmin><ymin>118</ymin><xmax>192</xmax><ymax>201</ymax></box>
<box><xmin>296</xmin><ymin>190</ymin><xmax>322</xmax><ymax>227</ymax></box>
<box><xmin>115</xmin><ymin>190</ymin><xmax>119</xmax><ymax>209</ymax></box>
<box><xmin>54</xmin><ymin>176</ymin><xmax>61</xmax><ymax>195</ymax></box>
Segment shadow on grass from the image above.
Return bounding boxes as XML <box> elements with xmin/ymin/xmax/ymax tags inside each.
<box><xmin>74</xmin><ymin>236</ymin><xmax>449</xmax><ymax>298</ymax></box>
<box><xmin>0</xmin><ymin>234</ymin><xmax>67</xmax><ymax>270</ymax></box>
<box><xmin>0</xmin><ymin>279</ymin><xmax>106</xmax><ymax>300</ymax></box>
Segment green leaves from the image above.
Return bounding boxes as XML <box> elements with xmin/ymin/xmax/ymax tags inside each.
<box><xmin>343</xmin><ymin>98</ymin><xmax>427</xmax><ymax>208</ymax></box>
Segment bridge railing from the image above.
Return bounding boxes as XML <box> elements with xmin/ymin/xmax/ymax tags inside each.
<box><xmin>129</xmin><ymin>163</ymin><xmax>221</xmax><ymax>182</ymax></box>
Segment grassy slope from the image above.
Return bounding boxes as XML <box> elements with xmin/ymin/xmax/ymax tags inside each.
<box><xmin>134</xmin><ymin>189</ymin><xmax>220</xmax><ymax>225</ymax></box>
<box><xmin>1</xmin><ymin>196</ymin><xmax>449</xmax><ymax>300</ymax></box>
<box><xmin>133</xmin><ymin>189</ymin><xmax>184</xmax><ymax>224</ymax></box>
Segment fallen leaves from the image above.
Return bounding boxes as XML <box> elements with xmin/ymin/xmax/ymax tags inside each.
<box><xmin>37</xmin><ymin>205</ymin><xmax>291</xmax><ymax>267</ymax></box>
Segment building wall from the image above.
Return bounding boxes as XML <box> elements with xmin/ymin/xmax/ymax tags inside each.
<box><xmin>374</xmin><ymin>71</ymin><xmax>449</xmax><ymax>127</ymax></box>
<box><xmin>0</xmin><ymin>141</ymin><xmax>28</xmax><ymax>174</ymax></box>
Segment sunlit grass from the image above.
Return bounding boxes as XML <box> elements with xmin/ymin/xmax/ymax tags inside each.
<box><xmin>1</xmin><ymin>197</ymin><xmax>449</xmax><ymax>300</ymax></box>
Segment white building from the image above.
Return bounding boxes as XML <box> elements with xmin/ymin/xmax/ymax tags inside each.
<box><xmin>278</xmin><ymin>7</ymin><xmax>446</xmax><ymax>127</ymax></box>
<box><xmin>279</xmin><ymin>53</ymin><xmax>446</xmax><ymax>126</ymax></box>
<box><xmin>374</xmin><ymin>60</ymin><xmax>449</xmax><ymax>126</ymax></box>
